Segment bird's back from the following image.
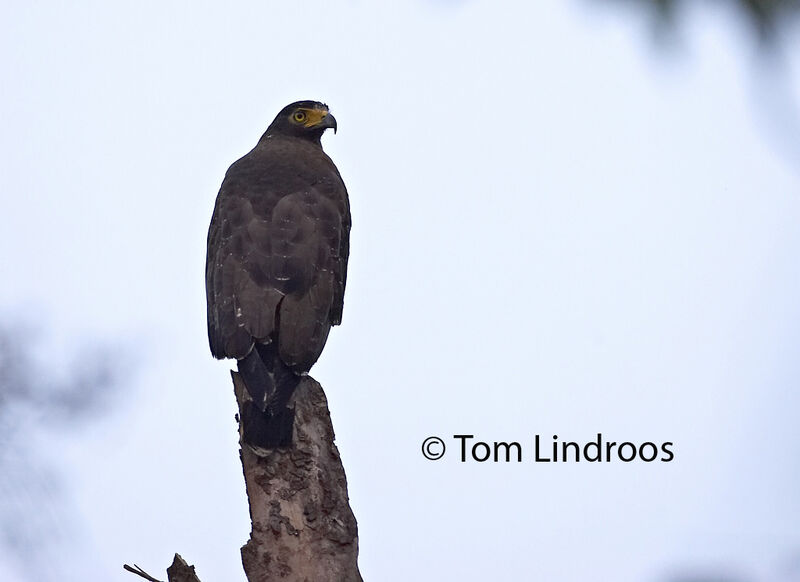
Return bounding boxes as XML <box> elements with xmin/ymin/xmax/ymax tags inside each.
<box><xmin>206</xmin><ymin>135</ymin><xmax>351</xmax><ymax>367</ymax></box>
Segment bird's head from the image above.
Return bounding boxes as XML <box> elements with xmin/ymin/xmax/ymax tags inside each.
<box><xmin>264</xmin><ymin>100</ymin><xmax>337</xmax><ymax>143</ymax></box>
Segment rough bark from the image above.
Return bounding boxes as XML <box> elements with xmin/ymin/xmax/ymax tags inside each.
<box><xmin>232</xmin><ymin>371</ymin><xmax>362</xmax><ymax>582</ymax></box>
<box><xmin>166</xmin><ymin>554</ymin><xmax>203</xmax><ymax>582</ymax></box>
<box><xmin>125</xmin><ymin>374</ymin><xmax>361</xmax><ymax>582</ymax></box>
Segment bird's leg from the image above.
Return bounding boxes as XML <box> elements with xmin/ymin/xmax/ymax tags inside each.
<box><xmin>237</xmin><ymin>347</ymin><xmax>275</xmax><ymax>412</ymax></box>
<box><xmin>236</xmin><ymin>343</ymin><xmax>301</xmax><ymax>448</ymax></box>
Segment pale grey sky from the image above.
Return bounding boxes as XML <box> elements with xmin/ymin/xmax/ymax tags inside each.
<box><xmin>1</xmin><ymin>1</ymin><xmax>799</xmax><ymax>581</ymax></box>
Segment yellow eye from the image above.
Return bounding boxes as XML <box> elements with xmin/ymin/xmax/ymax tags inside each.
<box><xmin>292</xmin><ymin>110</ymin><xmax>307</xmax><ymax>123</ymax></box>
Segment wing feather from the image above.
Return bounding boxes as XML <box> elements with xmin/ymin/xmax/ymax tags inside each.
<box><xmin>205</xmin><ymin>138</ymin><xmax>350</xmax><ymax>370</ymax></box>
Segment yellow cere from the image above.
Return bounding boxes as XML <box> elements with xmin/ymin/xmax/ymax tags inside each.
<box><xmin>292</xmin><ymin>107</ymin><xmax>329</xmax><ymax>127</ymax></box>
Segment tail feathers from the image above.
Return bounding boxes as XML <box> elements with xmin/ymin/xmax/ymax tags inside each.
<box><xmin>237</xmin><ymin>342</ymin><xmax>301</xmax><ymax>448</ymax></box>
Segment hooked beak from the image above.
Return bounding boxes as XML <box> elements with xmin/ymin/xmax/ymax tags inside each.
<box><xmin>320</xmin><ymin>112</ymin><xmax>337</xmax><ymax>134</ymax></box>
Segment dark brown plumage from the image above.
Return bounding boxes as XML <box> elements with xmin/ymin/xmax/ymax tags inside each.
<box><xmin>205</xmin><ymin>100</ymin><xmax>350</xmax><ymax>446</ymax></box>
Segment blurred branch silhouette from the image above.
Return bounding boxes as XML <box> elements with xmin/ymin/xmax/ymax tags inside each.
<box><xmin>592</xmin><ymin>0</ymin><xmax>800</xmax><ymax>42</ymax></box>
<box><xmin>589</xmin><ymin>0</ymin><xmax>800</xmax><ymax>172</ymax></box>
<box><xmin>0</xmin><ymin>319</ymin><xmax>130</xmax><ymax>582</ymax></box>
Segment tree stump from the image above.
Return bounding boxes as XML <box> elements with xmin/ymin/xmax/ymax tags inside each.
<box><xmin>233</xmin><ymin>372</ymin><xmax>362</xmax><ymax>582</ymax></box>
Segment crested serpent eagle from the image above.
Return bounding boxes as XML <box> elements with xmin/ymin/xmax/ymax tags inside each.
<box><xmin>206</xmin><ymin>100</ymin><xmax>350</xmax><ymax>447</ymax></box>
